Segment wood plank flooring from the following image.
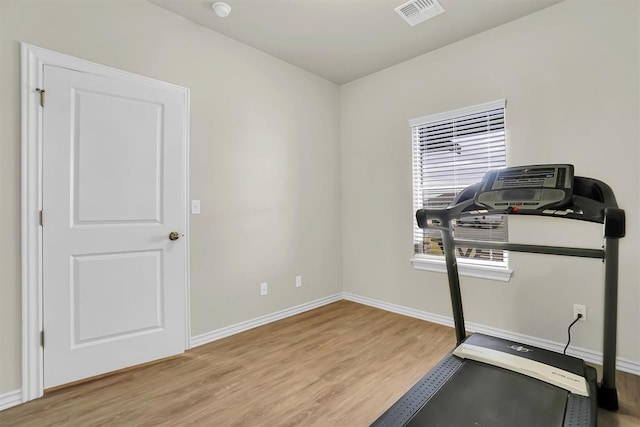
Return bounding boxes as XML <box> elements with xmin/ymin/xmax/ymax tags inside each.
<box><xmin>1</xmin><ymin>300</ymin><xmax>638</xmax><ymax>426</ymax></box>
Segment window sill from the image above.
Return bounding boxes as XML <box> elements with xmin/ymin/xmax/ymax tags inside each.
<box><xmin>411</xmin><ymin>256</ymin><xmax>513</xmax><ymax>282</ymax></box>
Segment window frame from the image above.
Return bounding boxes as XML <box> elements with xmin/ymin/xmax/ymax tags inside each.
<box><xmin>410</xmin><ymin>100</ymin><xmax>512</xmax><ymax>281</ymax></box>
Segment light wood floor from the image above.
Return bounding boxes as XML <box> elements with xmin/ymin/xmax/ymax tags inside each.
<box><xmin>1</xmin><ymin>301</ymin><xmax>638</xmax><ymax>426</ymax></box>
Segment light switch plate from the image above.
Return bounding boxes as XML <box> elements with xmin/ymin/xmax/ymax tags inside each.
<box><xmin>191</xmin><ymin>200</ymin><xmax>201</xmax><ymax>214</ymax></box>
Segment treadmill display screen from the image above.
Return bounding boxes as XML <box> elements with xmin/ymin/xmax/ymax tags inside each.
<box><xmin>492</xmin><ymin>168</ymin><xmax>559</xmax><ymax>190</ymax></box>
<box><xmin>474</xmin><ymin>164</ymin><xmax>574</xmax><ymax>211</ymax></box>
<box><xmin>497</xmin><ymin>188</ymin><xmax>540</xmax><ymax>201</ymax></box>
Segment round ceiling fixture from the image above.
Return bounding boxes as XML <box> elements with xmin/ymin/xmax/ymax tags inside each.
<box><xmin>212</xmin><ymin>2</ymin><xmax>231</xmax><ymax>18</ymax></box>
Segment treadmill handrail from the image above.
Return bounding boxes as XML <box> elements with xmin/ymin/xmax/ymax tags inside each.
<box><xmin>416</xmin><ymin>176</ymin><xmax>623</xmax><ymax>231</ymax></box>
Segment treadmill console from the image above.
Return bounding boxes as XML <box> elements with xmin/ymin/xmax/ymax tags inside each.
<box><xmin>474</xmin><ymin>164</ymin><xmax>574</xmax><ymax>211</ymax></box>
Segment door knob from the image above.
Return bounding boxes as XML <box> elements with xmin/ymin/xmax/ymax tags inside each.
<box><xmin>169</xmin><ymin>231</ymin><xmax>180</xmax><ymax>241</ymax></box>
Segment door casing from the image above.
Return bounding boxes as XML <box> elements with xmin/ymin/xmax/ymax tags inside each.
<box><xmin>20</xmin><ymin>43</ymin><xmax>191</xmax><ymax>402</ymax></box>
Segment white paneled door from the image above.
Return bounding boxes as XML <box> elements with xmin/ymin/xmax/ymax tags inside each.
<box><xmin>42</xmin><ymin>64</ymin><xmax>188</xmax><ymax>389</ymax></box>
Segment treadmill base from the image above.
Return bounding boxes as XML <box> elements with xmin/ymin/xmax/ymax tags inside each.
<box><xmin>371</xmin><ymin>344</ymin><xmax>597</xmax><ymax>427</ymax></box>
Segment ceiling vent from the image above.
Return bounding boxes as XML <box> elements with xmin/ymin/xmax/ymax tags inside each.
<box><xmin>395</xmin><ymin>0</ymin><xmax>445</xmax><ymax>27</ymax></box>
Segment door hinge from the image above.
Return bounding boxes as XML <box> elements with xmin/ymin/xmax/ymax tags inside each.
<box><xmin>36</xmin><ymin>88</ymin><xmax>46</xmax><ymax>107</ymax></box>
<box><xmin>39</xmin><ymin>210</ymin><xmax>44</xmax><ymax>226</ymax></box>
<box><xmin>40</xmin><ymin>331</ymin><xmax>45</xmax><ymax>347</ymax></box>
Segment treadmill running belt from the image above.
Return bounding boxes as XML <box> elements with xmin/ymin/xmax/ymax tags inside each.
<box><xmin>407</xmin><ymin>360</ymin><xmax>568</xmax><ymax>427</ymax></box>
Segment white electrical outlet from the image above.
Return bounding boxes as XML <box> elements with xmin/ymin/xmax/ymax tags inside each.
<box><xmin>295</xmin><ymin>275</ymin><xmax>302</xmax><ymax>288</ymax></box>
<box><xmin>573</xmin><ymin>304</ymin><xmax>587</xmax><ymax>321</ymax></box>
<box><xmin>260</xmin><ymin>282</ymin><xmax>268</xmax><ymax>296</ymax></box>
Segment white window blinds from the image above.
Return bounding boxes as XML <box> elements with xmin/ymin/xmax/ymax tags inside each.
<box><xmin>411</xmin><ymin>100</ymin><xmax>508</xmax><ymax>265</ymax></box>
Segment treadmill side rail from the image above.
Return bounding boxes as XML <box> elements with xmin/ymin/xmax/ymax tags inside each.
<box><xmin>370</xmin><ymin>355</ymin><xmax>464</xmax><ymax>427</ymax></box>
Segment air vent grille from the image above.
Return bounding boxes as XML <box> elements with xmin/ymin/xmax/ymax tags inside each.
<box><xmin>395</xmin><ymin>0</ymin><xmax>445</xmax><ymax>27</ymax></box>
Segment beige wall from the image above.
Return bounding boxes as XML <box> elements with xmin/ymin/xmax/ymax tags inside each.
<box><xmin>341</xmin><ymin>0</ymin><xmax>640</xmax><ymax>365</ymax></box>
<box><xmin>0</xmin><ymin>0</ymin><xmax>342</xmax><ymax>394</ymax></box>
<box><xmin>1</xmin><ymin>0</ymin><xmax>638</xmax><ymax>401</ymax></box>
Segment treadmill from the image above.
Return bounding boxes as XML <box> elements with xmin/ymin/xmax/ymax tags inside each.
<box><xmin>371</xmin><ymin>164</ymin><xmax>625</xmax><ymax>427</ymax></box>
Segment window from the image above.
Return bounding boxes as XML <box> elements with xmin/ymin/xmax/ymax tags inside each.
<box><xmin>410</xmin><ymin>100</ymin><xmax>512</xmax><ymax>281</ymax></box>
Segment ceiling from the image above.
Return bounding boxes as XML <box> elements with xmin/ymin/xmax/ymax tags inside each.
<box><xmin>149</xmin><ymin>0</ymin><xmax>564</xmax><ymax>85</ymax></box>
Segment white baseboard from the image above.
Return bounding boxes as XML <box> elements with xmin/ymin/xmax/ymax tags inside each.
<box><xmin>343</xmin><ymin>292</ymin><xmax>640</xmax><ymax>376</ymax></box>
<box><xmin>0</xmin><ymin>389</ymin><xmax>22</xmax><ymax>412</ymax></box>
<box><xmin>190</xmin><ymin>293</ymin><xmax>343</xmax><ymax>348</ymax></box>
<box><xmin>4</xmin><ymin>291</ymin><xmax>637</xmax><ymax>414</ymax></box>
<box><xmin>344</xmin><ymin>292</ymin><xmax>455</xmax><ymax>325</ymax></box>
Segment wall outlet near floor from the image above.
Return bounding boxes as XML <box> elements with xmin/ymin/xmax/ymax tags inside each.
<box><xmin>260</xmin><ymin>282</ymin><xmax>268</xmax><ymax>296</ymax></box>
<box><xmin>573</xmin><ymin>304</ymin><xmax>587</xmax><ymax>321</ymax></box>
<box><xmin>295</xmin><ymin>275</ymin><xmax>302</xmax><ymax>288</ymax></box>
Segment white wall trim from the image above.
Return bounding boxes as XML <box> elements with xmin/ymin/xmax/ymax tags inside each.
<box><xmin>183</xmin><ymin>76</ymin><xmax>192</xmax><ymax>351</ymax></box>
<box><xmin>0</xmin><ymin>389</ymin><xmax>23</xmax><ymax>412</ymax></box>
<box><xmin>343</xmin><ymin>292</ymin><xmax>640</xmax><ymax>376</ymax></box>
<box><xmin>9</xmin><ymin>288</ymin><xmax>638</xmax><ymax>411</ymax></box>
<box><xmin>190</xmin><ymin>293</ymin><xmax>343</xmax><ymax>348</ymax></box>
<box><xmin>21</xmin><ymin>43</ymin><xmax>191</xmax><ymax>403</ymax></box>
<box><xmin>21</xmin><ymin>42</ymin><xmax>46</xmax><ymax>404</ymax></box>
<box><xmin>344</xmin><ymin>292</ymin><xmax>455</xmax><ymax>327</ymax></box>
<box><xmin>411</xmin><ymin>256</ymin><xmax>513</xmax><ymax>282</ymax></box>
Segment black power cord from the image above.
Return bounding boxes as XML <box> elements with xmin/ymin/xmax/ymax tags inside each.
<box><xmin>563</xmin><ymin>313</ymin><xmax>583</xmax><ymax>355</ymax></box>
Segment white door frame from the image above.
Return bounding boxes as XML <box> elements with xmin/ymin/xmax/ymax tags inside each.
<box><xmin>20</xmin><ymin>43</ymin><xmax>191</xmax><ymax>403</ymax></box>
